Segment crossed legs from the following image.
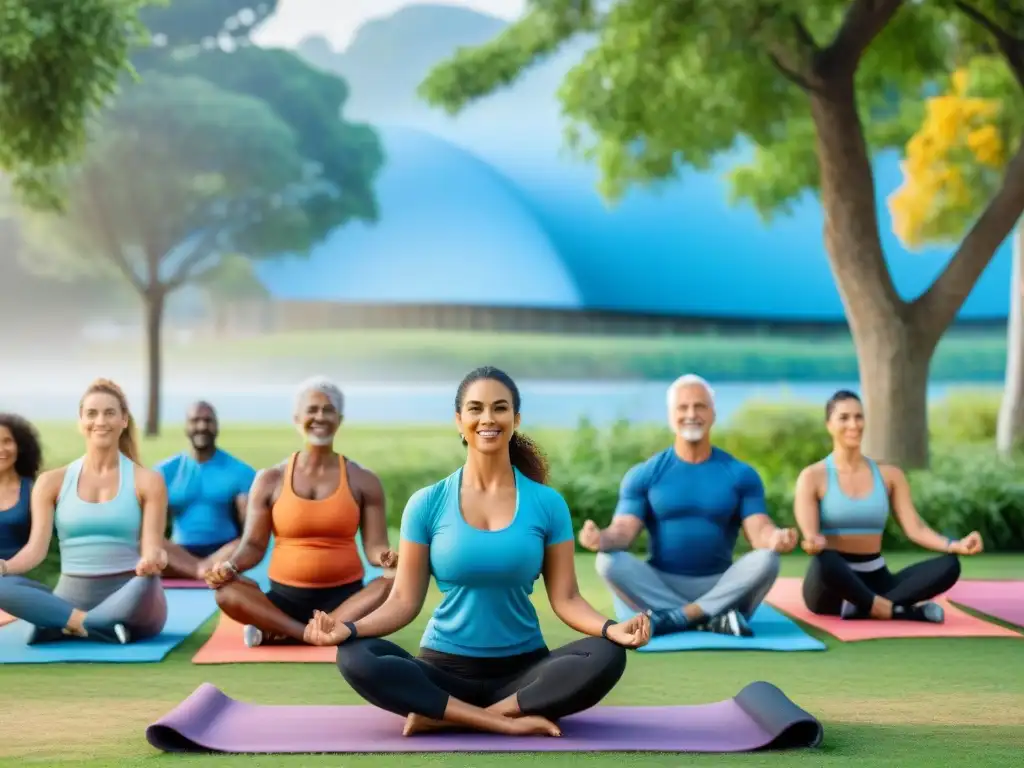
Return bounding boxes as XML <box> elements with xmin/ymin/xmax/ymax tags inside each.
<box><xmin>214</xmin><ymin>575</ymin><xmax>394</xmax><ymax>645</ymax></box>
<box><xmin>595</xmin><ymin>548</ymin><xmax>780</xmax><ymax>634</ymax></box>
<box><xmin>336</xmin><ymin>635</ymin><xmax>626</xmax><ymax>736</ymax></box>
<box><xmin>0</xmin><ymin>572</ymin><xmax>167</xmax><ymax>643</ymax></box>
<box><xmin>802</xmin><ymin>550</ymin><xmax>961</xmax><ymax>621</ymax></box>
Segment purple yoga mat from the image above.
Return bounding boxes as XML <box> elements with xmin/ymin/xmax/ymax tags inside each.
<box><xmin>146</xmin><ymin>681</ymin><xmax>823</xmax><ymax>754</ymax></box>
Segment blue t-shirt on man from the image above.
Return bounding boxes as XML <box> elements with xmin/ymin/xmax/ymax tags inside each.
<box><xmin>615</xmin><ymin>446</ymin><xmax>767</xmax><ymax>576</ymax></box>
<box><xmin>400</xmin><ymin>466</ymin><xmax>575</xmax><ymax>658</ymax></box>
<box><xmin>156</xmin><ymin>450</ymin><xmax>256</xmax><ymax>548</ymax></box>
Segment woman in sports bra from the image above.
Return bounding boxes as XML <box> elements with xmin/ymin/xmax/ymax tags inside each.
<box><xmin>0</xmin><ymin>380</ymin><xmax>169</xmax><ymax>644</ymax></box>
<box><xmin>204</xmin><ymin>377</ymin><xmax>396</xmax><ymax>647</ymax></box>
<box><xmin>792</xmin><ymin>389</ymin><xmax>982</xmax><ymax>622</ymax></box>
<box><xmin>0</xmin><ymin>413</ymin><xmax>43</xmax><ymax>592</ymax></box>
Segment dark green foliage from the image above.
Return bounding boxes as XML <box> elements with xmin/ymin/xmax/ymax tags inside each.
<box><xmin>0</xmin><ymin>0</ymin><xmax>156</xmax><ymax>210</ymax></box>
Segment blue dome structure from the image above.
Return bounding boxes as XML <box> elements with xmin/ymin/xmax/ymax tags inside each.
<box><xmin>254</xmin><ymin>126</ymin><xmax>1014</xmax><ymax>323</ymax></box>
<box><xmin>253</xmin><ymin>126</ymin><xmax>584</xmax><ymax>310</ymax></box>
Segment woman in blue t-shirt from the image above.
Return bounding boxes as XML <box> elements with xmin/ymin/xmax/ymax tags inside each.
<box><xmin>306</xmin><ymin>367</ymin><xmax>650</xmax><ymax>737</ymax></box>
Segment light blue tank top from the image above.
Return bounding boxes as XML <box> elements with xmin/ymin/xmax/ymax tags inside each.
<box><xmin>819</xmin><ymin>454</ymin><xmax>890</xmax><ymax>535</ymax></box>
<box><xmin>55</xmin><ymin>453</ymin><xmax>142</xmax><ymax>576</ymax></box>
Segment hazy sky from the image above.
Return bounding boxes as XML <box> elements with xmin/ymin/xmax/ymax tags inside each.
<box><xmin>254</xmin><ymin>0</ymin><xmax>526</xmax><ymax>49</ymax></box>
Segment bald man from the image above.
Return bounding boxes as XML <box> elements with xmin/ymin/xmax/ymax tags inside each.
<box><xmin>579</xmin><ymin>374</ymin><xmax>797</xmax><ymax>638</ymax></box>
<box><xmin>155</xmin><ymin>401</ymin><xmax>256</xmax><ymax>579</ymax></box>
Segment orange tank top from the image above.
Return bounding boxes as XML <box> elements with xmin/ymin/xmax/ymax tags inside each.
<box><xmin>267</xmin><ymin>453</ymin><xmax>364</xmax><ymax>589</ymax></box>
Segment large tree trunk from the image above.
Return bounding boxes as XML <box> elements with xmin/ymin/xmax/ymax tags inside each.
<box><xmin>143</xmin><ymin>287</ymin><xmax>165</xmax><ymax>437</ymax></box>
<box><xmin>997</xmin><ymin>222</ymin><xmax>1024</xmax><ymax>456</ymax></box>
<box><xmin>809</xmin><ymin>82</ymin><xmax>937</xmax><ymax>468</ymax></box>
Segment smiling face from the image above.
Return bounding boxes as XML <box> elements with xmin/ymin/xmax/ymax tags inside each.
<box><xmin>455</xmin><ymin>378</ymin><xmax>521</xmax><ymax>457</ymax></box>
<box><xmin>827</xmin><ymin>396</ymin><xmax>865</xmax><ymax>450</ymax></box>
<box><xmin>295</xmin><ymin>389</ymin><xmax>341</xmax><ymax>447</ymax></box>
<box><xmin>79</xmin><ymin>392</ymin><xmax>128</xmax><ymax>450</ymax></box>
<box><xmin>186</xmin><ymin>402</ymin><xmax>218</xmax><ymax>452</ymax></box>
<box><xmin>0</xmin><ymin>425</ymin><xmax>16</xmax><ymax>475</ymax></box>
<box><xmin>668</xmin><ymin>383</ymin><xmax>715</xmax><ymax>444</ymax></box>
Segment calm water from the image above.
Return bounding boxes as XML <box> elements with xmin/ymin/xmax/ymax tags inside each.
<box><xmin>0</xmin><ymin>378</ymin><xmax>1000</xmax><ymax>428</ymax></box>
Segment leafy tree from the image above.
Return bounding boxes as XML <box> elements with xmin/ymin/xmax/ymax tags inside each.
<box><xmin>419</xmin><ymin>0</ymin><xmax>1024</xmax><ymax>467</ymax></box>
<box><xmin>16</xmin><ymin>72</ymin><xmax>380</xmax><ymax>435</ymax></box>
<box><xmin>0</xmin><ymin>0</ymin><xmax>155</xmax><ymax>210</ymax></box>
<box><xmin>889</xmin><ymin>56</ymin><xmax>1024</xmax><ymax>454</ymax></box>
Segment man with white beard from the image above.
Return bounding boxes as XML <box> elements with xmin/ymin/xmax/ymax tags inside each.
<box><xmin>204</xmin><ymin>377</ymin><xmax>397</xmax><ymax>648</ymax></box>
<box><xmin>578</xmin><ymin>374</ymin><xmax>797</xmax><ymax>638</ymax></box>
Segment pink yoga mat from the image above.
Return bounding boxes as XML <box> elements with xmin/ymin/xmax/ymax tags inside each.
<box><xmin>947</xmin><ymin>580</ymin><xmax>1024</xmax><ymax>628</ymax></box>
<box><xmin>192</xmin><ymin>614</ymin><xmax>336</xmax><ymax>663</ymax></box>
<box><xmin>766</xmin><ymin>577</ymin><xmax>1021</xmax><ymax>641</ymax></box>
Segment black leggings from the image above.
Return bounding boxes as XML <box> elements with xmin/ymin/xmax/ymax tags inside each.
<box><xmin>336</xmin><ymin>636</ymin><xmax>627</xmax><ymax>721</ymax></box>
<box><xmin>803</xmin><ymin>550</ymin><xmax>961</xmax><ymax>615</ymax></box>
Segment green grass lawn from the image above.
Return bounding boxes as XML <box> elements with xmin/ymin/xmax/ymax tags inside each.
<box><xmin>1</xmin><ymin>552</ymin><xmax>1022</xmax><ymax>767</ymax></box>
<box><xmin>80</xmin><ymin>326</ymin><xmax>1011</xmax><ymax>381</ymax></box>
<box><xmin>5</xmin><ymin>424</ymin><xmax>1022</xmax><ymax>766</ymax></box>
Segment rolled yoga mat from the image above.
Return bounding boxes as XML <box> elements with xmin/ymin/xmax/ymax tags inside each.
<box><xmin>612</xmin><ymin>595</ymin><xmax>826</xmax><ymax>652</ymax></box>
<box><xmin>0</xmin><ymin>589</ymin><xmax>218</xmax><ymax>664</ymax></box>
<box><xmin>766</xmin><ymin>577</ymin><xmax>1022</xmax><ymax>641</ymax></box>
<box><xmin>146</xmin><ymin>680</ymin><xmax>824</xmax><ymax>754</ymax></box>
<box><xmin>947</xmin><ymin>580</ymin><xmax>1024</xmax><ymax>628</ymax></box>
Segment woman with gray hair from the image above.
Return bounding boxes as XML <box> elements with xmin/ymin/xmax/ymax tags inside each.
<box><xmin>204</xmin><ymin>376</ymin><xmax>397</xmax><ymax>647</ymax></box>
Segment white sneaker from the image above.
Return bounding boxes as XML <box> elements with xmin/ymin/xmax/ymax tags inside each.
<box><xmin>243</xmin><ymin>625</ymin><xmax>264</xmax><ymax>648</ymax></box>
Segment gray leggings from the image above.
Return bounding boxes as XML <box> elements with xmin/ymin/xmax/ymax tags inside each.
<box><xmin>0</xmin><ymin>572</ymin><xmax>168</xmax><ymax>642</ymax></box>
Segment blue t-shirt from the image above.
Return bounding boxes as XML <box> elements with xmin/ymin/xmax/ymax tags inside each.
<box><xmin>615</xmin><ymin>446</ymin><xmax>767</xmax><ymax>576</ymax></box>
<box><xmin>156</xmin><ymin>450</ymin><xmax>256</xmax><ymax>547</ymax></box>
<box><xmin>400</xmin><ymin>467</ymin><xmax>575</xmax><ymax>657</ymax></box>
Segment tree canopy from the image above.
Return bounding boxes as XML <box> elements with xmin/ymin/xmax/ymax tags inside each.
<box><xmin>890</xmin><ymin>55</ymin><xmax>1023</xmax><ymax>248</ymax></box>
<box><xmin>418</xmin><ymin>0</ymin><xmax>1024</xmax><ymax>467</ymax></box>
<box><xmin>17</xmin><ymin>73</ymin><xmax>311</xmax><ymax>287</ymax></box>
<box><xmin>149</xmin><ymin>46</ymin><xmax>383</xmax><ymax>244</ymax></box>
<box><xmin>0</xmin><ymin>0</ymin><xmax>154</xmax><ymax>209</ymax></box>
<box><xmin>421</xmin><ymin>1</ymin><xmax>1021</xmax><ymax>214</ymax></box>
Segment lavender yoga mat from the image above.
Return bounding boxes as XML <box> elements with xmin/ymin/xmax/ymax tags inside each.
<box><xmin>146</xmin><ymin>681</ymin><xmax>823</xmax><ymax>754</ymax></box>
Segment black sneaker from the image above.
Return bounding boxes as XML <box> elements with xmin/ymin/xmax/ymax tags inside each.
<box><xmin>701</xmin><ymin>610</ymin><xmax>753</xmax><ymax>637</ymax></box>
<box><xmin>646</xmin><ymin>608</ymin><xmax>691</xmax><ymax>637</ymax></box>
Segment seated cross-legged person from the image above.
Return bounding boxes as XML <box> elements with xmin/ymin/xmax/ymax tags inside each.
<box><xmin>794</xmin><ymin>389</ymin><xmax>981</xmax><ymax>622</ymax></box>
<box><xmin>0</xmin><ymin>381</ymin><xmax>169</xmax><ymax>644</ymax></box>
<box><xmin>156</xmin><ymin>401</ymin><xmax>256</xmax><ymax>580</ymax></box>
<box><xmin>307</xmin><ymin>367</ymin><xmax>649</xmax><ymax>737</ymax></box>
<box><xmin>580</xmin><ymin>374</ymin><xmax>797</xmax><ymax>637</ymax></box>
<box><xmin>205</xmin><ymin>377</ymin><xmax>396</xmax><ymax>646</ymax></box>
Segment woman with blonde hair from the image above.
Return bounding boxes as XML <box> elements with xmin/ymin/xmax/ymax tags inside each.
<box><xmin>0</xmin><ymin>379</ymin><xmax>170</xmax><ymax>644</ymax></box>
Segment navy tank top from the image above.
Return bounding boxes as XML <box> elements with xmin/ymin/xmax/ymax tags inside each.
<box><xmin>0</xmin><ymin>477</ymin><xmax>33</xmax><ymax>560</ymax></box>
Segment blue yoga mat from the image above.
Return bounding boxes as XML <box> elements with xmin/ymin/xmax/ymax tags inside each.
<box><xmin>0</xmin><ymin>588</ymin><xmax>218</xmax><ymax>664</ymax></box>
<box><xmin>613</xmin><ymin>595</ymin><xmax>826</xmax><ymax>652</ymax></box>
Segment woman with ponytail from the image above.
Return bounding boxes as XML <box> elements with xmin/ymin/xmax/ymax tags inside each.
<box><xmin>0</xmin><ymin>379</ymin><xmax>169</xmax><ymax>644</ymax></box>
<box><xmin>312</xmin><ymin>367</ymin><xmax>649</xmax><ymax>739</ymax></box>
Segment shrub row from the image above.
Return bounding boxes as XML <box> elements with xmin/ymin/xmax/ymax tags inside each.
<box><xmin>373</xmin><ymin>395</ymin><xmax>1023</xmax><ymax>551</ymax></box>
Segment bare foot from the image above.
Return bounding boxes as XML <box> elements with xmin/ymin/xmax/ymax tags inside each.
<box><xmin>486</xmin><ymin>701</ymin><xmax>520</xmax><ymax>717</ymax></box>
<box><xmin>402</xmin><ymin>714</ymin><xmax>457</xmax><ymax>735</ymax></box>
<box><xmin>506</xmin><ymin>716</ymin><xmax>561</xmax><ymax>737</ymax></box>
